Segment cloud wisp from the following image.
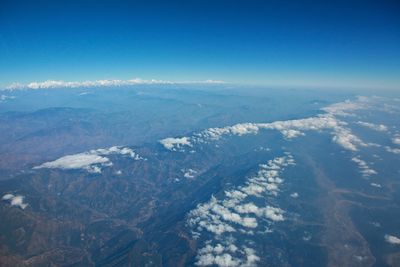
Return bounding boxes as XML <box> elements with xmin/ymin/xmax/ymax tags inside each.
<box><xmin>34</xmin><ymin>146</ymin><xmax>142</xmax><ymax>173</ymax></box>
<box><xmin>356</xmin><ymin>121</ymin><xmax>388</xmax><ymax>132</ymax></box>
<box><xmin>0</xmin><ymin>94</ymin><xmax>16</xmax><ymax>102</ymax></box>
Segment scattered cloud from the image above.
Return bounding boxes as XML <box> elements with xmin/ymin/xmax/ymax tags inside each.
<box><xmin>392</xmin><ymin>135</ymin><xmax>400</xmax><ymax>145</ymax></box>
<box><xmin>2</xmin><ymin>194</ymin><xmax>28</xmax><ymax>209</ymax></box>
<box><xmin>290</xmin><ymin>192</ymin><xmax>299</xmax><ymax>198</ymax></box>
<box><xmin>183</xmin><ymin>168</ymin><xmax>198</xmax><ymax>179</ymax></box>
<box><xmin>188</xmin><ymin>155</ymin><xmax>295</xmax><ymax>266</ymax></box>
<box><xmin>351</xmin><ymin>157</ymin><xmax>377</xmax><ymax>178</ymax></box>
<box><xmin>195</xmin><ymin>242</ymin><xmax>260</xmax><ymax>267</ymax></box>
<box><xmin>34</xmin><ymin>146</ymin><xmax>142</xmax><ymax>173</ymax></box>
<box><xmin>385</xmin><ymin>146</ymin><xmax>400</xmax><ymax>154</ymax></box>
<box><xmin>385</xmin><ymin>234</ymin><xmax>400</xmax><ymax>245</ymax></box>
<box><xmin>6</xmin><ymin>78</ymin><xmax>226</xmax><ymax>90</ymax></box>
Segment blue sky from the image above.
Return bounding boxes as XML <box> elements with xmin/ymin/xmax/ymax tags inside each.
<box><xmin>0</xmin><ymin>0</ymin><xmax>399</xmax><ymax>89</ymax></box>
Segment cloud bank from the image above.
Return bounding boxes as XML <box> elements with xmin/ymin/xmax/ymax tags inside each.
<box><xmin>160</xmin><ymin>97</ymin><xmax>371</xmax><ymax>152</ymax></box>
<box><xmin>6</xmin><ymin>78</ymin><xmax>225</xmax><ymax>90</ymax></box>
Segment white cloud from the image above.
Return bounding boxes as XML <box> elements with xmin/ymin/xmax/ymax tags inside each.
<box><xmin>385</xmin><ymin>234</ymin><xmax>400</xmax><ymax>245</ymax></box>
<box><xmin>234</xmin><ymin>203</ymin><xmax>262</xmax><ymax>216</ymax></box>
<box><xmin>211</xmin><ymin>204</ymin><xmax>258</xmax><ymax>228</ymax></box>
<box><xmin>2</xmin><ymin>194</ymin><xmax>14</xmax><ymax>200</ymax></box>
<box><xmin>385</xmin><ymin>146</ymin><xmax>400</xmax><ymax>154</ymax></box>
<box><xmin>34</xmin><ymin>146</ymin><xmax>142</xmax><ymax>173</ymax></box>
<box><xmin>290</xmin><ymin>192</ymin><xmax>299</xmax><ymax>198</ymax></box>
<box><xmin>356</xmin><ymin>121</ymin><xmax>388</xmax><ymax>132</ymax></box>
<box><xmin>242</xmin><ymin>247</ymin><xmax>260</xmax><ymax>267</ymax></box>
<box><xmin>188</xmin><ymin>155</ymin><xmax>294</xmax><ymax>266</ymax></box>
<box><xmin>6</xmin><ymin>78</ymin><xmax>226</xmax><ymax>90</ymax></box>
<box><xmin>370</xmin><ymin>183</ymin><xmax>381</xmax><ymax>188</ymax></box>
<box><xmin>2</xmin><ymin>194</ymin><xmax>28</xmax><ymax>209</ymax></box>
<box><xmin>264</xmin><ymin>206</ymin><xmax>285</xmax><ymax>222</ymax></box>
<box><xmin>392</xmin><ymin>135</ymin><xmax>400</xmax><ymax>145</ymax></box>
<box><xmin>34</xmin><ymin>153</ymin><xmax>110</xmax><ymax>173</ymax></box>
<box><xmin>95</xmin><ymin>146</ymin><xmax>142</xmax><ymax>160</ymax></box>
<box><xmin>332</xmin><ymin>126</ymin><xmax>367</xmax><ymax>151</ymax></box>
<box><xmin>240</xmin><ymin>183</ymin><xmax>266</xmax><ymax>196</ymax></box>
<box><xmin>321</xmin><ymin>97</ymin><xmax>367</xmax><ymax>116</ymax></box>
<box><xmin>196</xmin><ymin>252</ymin><xmax>241</xmax><ymax>267</ymax></box>
<box><xmin>159</xmin><ymin>137</ymin><xmax>192</xmax><ymax>151</ymax></box>
<box><xmin>183</xmin><ymin>168</ymin><xmax>198</xmax><ymax>179</ymax></box>
<box><xmin>195</xmin><ymin>243</ymin><xmax>259</xmax><ymax>267</ymax></box>
<box><xmin>161</xmin><ymin>97</ymin><xmax>373</xmax><ymax>152</ymax></box>
<box><xmin>351</xmin><ymin>157</ymin><xmax>377</xmax><ymax>178</ymax></box>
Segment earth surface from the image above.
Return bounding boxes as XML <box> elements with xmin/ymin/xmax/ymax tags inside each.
<box><xmin>0</xmin><ymin>85</ymin><xmax>399</xmax><ymax>267</ymax></box>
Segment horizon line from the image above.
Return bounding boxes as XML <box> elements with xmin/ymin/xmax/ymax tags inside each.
<box><xmin>3</xmin><ymin>78</ymin><xmax>399</xmax><ymax>91</ymax></box>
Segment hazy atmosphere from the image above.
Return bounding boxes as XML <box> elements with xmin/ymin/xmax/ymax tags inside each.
<box><xmin>0</xmin><ymin>1</ymin><xmax>399</xmax><ymax>267</ymax></box>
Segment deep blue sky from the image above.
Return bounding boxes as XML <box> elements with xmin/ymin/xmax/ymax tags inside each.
<box><xmin>1</xmin><ymin>0</ymin><xmax>399</xmax><ymax>89</ymax></box>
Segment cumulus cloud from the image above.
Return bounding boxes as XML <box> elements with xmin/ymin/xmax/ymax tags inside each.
<box><xmin>6</xmin><ymin>78</ymin><xmax>226</xmax><ymax>90</ymax></box>
<box><xmin>188</xmin><ymin>155</ymin><xmax>294</xmax><ymax>266</ymax></box>
<box><xmin>242</xmin><ymin>247</ymin><xmax>260</xmax><ymax>267</ymax></box>
<box><xmin>2</xmin><ymin>194</ymin><xmax>28</xmax><ymax>209</ymax></box>
<box><xmin>183</xmin><ymin>168</ymin><xmax>198</xmax><ymax>179</ymax></box>
<box><xmin>196</xmin><ymin>251</ymin><xmax>241</xmax><ymax>267</ymax></box>
<box><xmin>159</xmin><ymin>137</ymin><xmax>192</xmax><ymax>151</ymax></box>
<box><xmin>356</xmin><ymin>121</ymin><xmax>388</xmax><ymax>132</ymax></box>
<box><xmin>263</xmin><ymin>206</ymin><xmax>285</xmax><ymax>221</ymax></box>
<box><xmin>385</xmin><ymin>234</ymin><xmax>400</xmax><ymax>245</ymax></box>
<box><xmin>34</xmin><ymin>146</ymin><xmax>142</xmax><ymax>173</ymax></box>
<box><xmin>195</xmin><ymin>243</ymin><xmax>260</xmax><ymax>267</ymax></box>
